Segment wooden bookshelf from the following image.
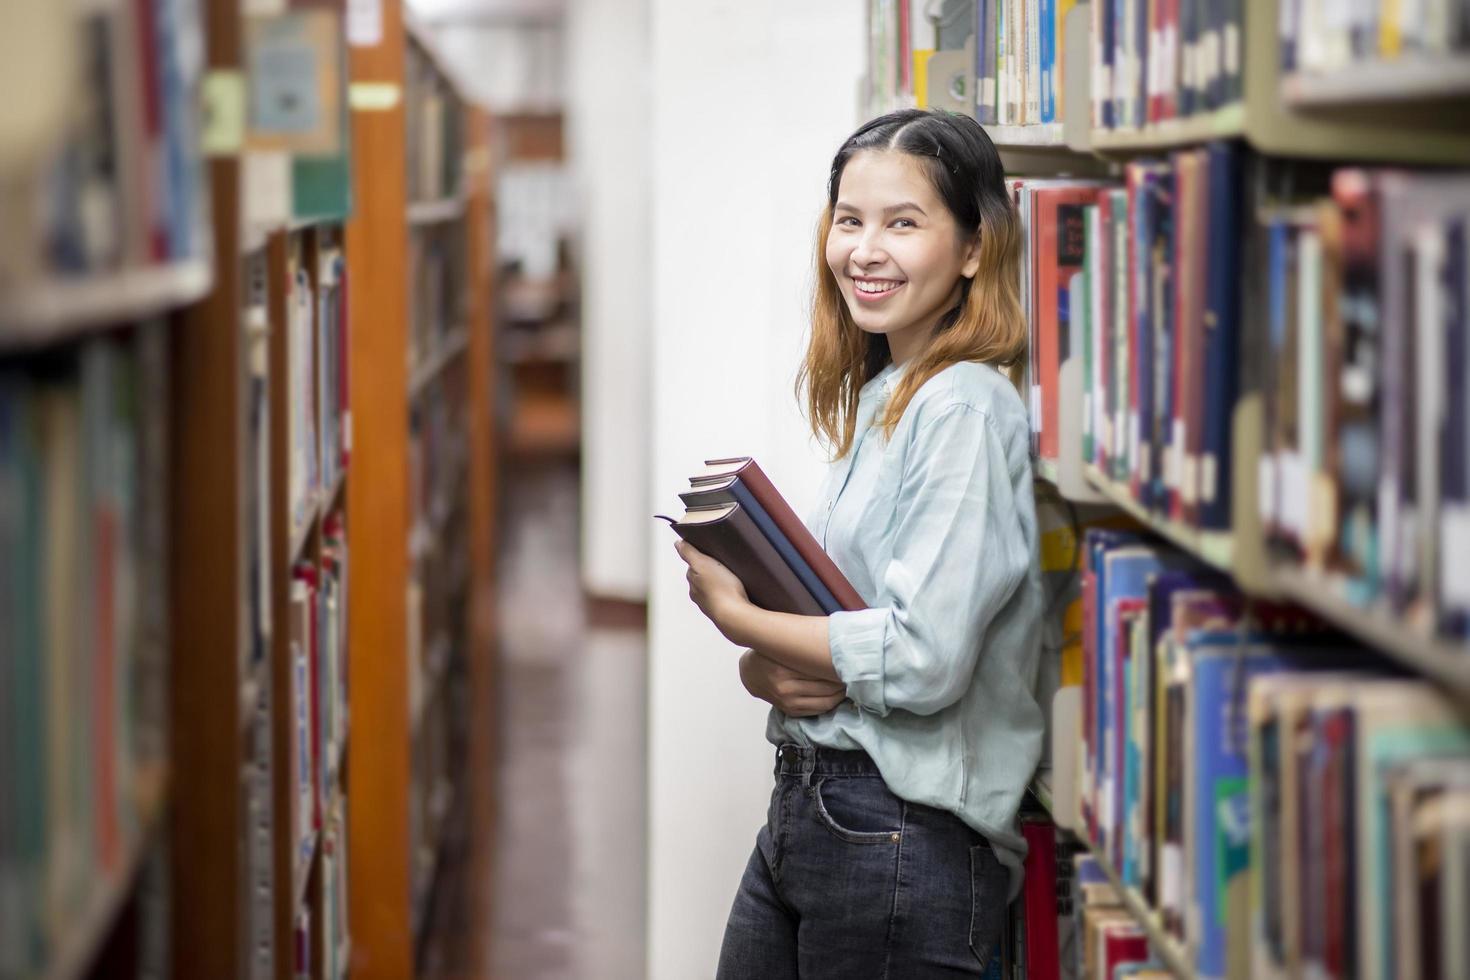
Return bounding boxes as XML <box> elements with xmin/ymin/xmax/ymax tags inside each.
<box><xmin>1083</xmin><ymin>0</ymin><xmax>1470</xmax><ymax>163</ymax></box>
<box><xmin>169</xmin><ymin>0</ymin><xmax>253</xmax><ymax>966</ymax></box>
<box><xmin>0</xmin><ymin>261</ymin><xmax>214</xmax><ymax>350</ymax></box>
<box><xmin>1282</xmin><ymin>56</ymin><xmax>1470</xmax><ymax>107</ymax></box>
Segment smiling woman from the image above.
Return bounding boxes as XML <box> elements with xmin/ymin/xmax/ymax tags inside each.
<box><xmin>802</xmin><ymin>110</ymin><xmax>1025</xmax><ymax>462</ymax></box>
<box><xmin>674</xmin><ymin>109</ymin><xmax>1046</xmax><ymax>979</ymax></box>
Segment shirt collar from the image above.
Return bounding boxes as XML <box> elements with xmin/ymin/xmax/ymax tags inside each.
<box><xmin>858</xmin><ymin>360</ymin><xmax>905</xmax><ymax>403</ymax></box>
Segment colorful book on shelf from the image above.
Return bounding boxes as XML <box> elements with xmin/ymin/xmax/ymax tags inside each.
<box><xmin>1018</xmin><ymin>180</ymin><xmax>1106</xmax><ymax>462</ymax></box>
<box><xmin>975</xmin><ymin>0</ymin><xmax>998</xmax><ymax>123</ymax></box>
<box><xmin>0</xmin><ymin>326</ymin><xmax>170</xmax><ymax>974</ymax></box>
<box><xmin>1019</xmin><ymin>817</ymin><xmax>1063</xmax><ymax>980</ymax></box>
<box><xmin>659</xmin><ymin>456</ymin><xmax>865</xmax><ymax>616</ymax></box>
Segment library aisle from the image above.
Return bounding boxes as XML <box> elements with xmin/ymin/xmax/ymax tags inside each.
<box><xmin>5</xmin><ymin>0</ymin><xmax>1470</xmax><ymax>979</ymax></box>
<box><xmin>481</xmin><ymin>459</ymin><xmax>646</xmax><ymax>980</ymax></box>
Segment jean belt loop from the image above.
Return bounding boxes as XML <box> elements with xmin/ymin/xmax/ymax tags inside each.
<box><xmin>800</xmin><ymin>749</ymin><xmax>816</xmax><ymax>789</ymax></box>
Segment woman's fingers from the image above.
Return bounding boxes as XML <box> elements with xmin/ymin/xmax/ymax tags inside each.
<box><xmin>776</xmin><ymin>676</ymin><xmax>845</xmax><ymax>699</ymax></box>
<box><xmin>780</xmin><ymin>693</ymin><xmax>847</xmax><ymax>717</ymax></box>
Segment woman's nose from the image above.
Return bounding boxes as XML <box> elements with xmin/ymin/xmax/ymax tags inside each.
<box><xmin>850</xmin><ymin>228</ymin><xmax>886</xmax><ymax>267</ymax></box>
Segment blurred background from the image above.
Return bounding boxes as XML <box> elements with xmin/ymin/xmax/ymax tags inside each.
<box><xmin>2</xmin><ymin>0</ymin><xmax>1469</xmax><ymax>979</ymax></box>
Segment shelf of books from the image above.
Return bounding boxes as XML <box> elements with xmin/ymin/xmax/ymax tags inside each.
<box><xmin>404</xmin><ymin>18</ymin><xmax>482</xmax><ymax>958</ymax></box>
<box><xmin>870</xmin><ymin>2</ymin><xmax>1470</xmax><ymax>977</ymax></box>
<box><xmin>174</xmin><ymin>1</ymin><xmax>356</xmax><ymax>979</ymax></box>
<box><xmin>0</xmin><ymin>0</ymin><xmax>206</xmax><ymax>973</ymax></box>
<box><xmin>344</xmin><ymin>4</ymin><xmax>498</xmax><ymax>975</ymax></box>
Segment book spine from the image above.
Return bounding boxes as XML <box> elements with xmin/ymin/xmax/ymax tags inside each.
<box><xmin>1040</xmin><ymin>0</ymin><xmax>1056</xmax><ymax>122</ymax></box>
<box><xmin>728</xmin><ymin>481</ymin><xmax>842</xmax><ymax>614</ymax></box>
<box><xmin>977</xmin><ymin>0</ymin><xmax>998</xmax><ymax>124</ymax></box>
<box><xmin>729</xmin><ymin>461</ymin><xmax>867</xmax><ymax>611</ymax></box>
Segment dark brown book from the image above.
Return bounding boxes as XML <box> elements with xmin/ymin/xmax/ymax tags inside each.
<box><xmin>659</xmin><ymin>502</ymin><xmax>825</xmax><ymax>616</ymax></box>
<box><xmin>693</xmin><ymin>456</ymin><xmax>866</xmax><ymax>611</ymax></box>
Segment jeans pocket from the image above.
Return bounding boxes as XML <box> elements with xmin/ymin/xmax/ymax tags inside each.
<box><xmin>810</xmin><ymin>777</ymin><xmax>904</xmax><ymax>845</ymax></box>
<box><xmin>968</xmin><ymin>842</ymin><xmax>1007</xmax><ymax>971</ymax></box>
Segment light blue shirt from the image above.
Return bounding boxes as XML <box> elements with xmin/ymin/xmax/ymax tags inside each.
<box><xmin>768</xmin><ymin>357</ymin><xmax>1046</xmax><ymax>898</ymax></box>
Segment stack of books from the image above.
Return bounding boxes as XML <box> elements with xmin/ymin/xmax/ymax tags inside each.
<box><xmin>659</xmin><ymin>457</ymin><xmax>864</xmax><ymax>615</ymax></box>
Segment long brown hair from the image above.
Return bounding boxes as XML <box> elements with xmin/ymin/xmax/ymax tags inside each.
<box><xmin>796</xmin><ymin>109</ymin><xmax>1025</xmax><ymax>459</ymax></box>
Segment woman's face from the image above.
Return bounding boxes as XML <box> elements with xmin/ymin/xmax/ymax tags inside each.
<box><xmin>825</xmin><ymin>150</ymin><xmax>980</xmax><ymax>354</ymax></box>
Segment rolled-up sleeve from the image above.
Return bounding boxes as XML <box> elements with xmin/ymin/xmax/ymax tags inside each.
<box><xmin>828</xmin><ymin>403</ymin><xmax>1030</xmax><ymax>717</ymax></box>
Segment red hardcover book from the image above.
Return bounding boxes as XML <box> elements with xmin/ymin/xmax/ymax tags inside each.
<box><xmin>693</xmin><ymin>457</ymin><xmax>866</xmax><ymax>611</ymax></box>
<box><xmin>1020</xmin><ymin>820</ymin><xmax>1062</xmax><ymax>980</ymax></box>
<box><xmin>1163</xmin><ymin>0</ymin><xmax>1180</xmax><ymax>120</ymax></box>
<box><xmin>1146</xmin><ymin>0</ymin><xmax>1163</xmax><ymax>124</ymax></box>
<box><xmin>1034</xmin><ymin>185</ymin><xmax>1104</xmax><ymax>460</ymax></box>
<box><xmin>1100</xmin><ymin>922</ymin><xmax>1151</xmax><ymax>976</ymax></box>
<box><xmin>132</xmin><ymin>0</ymin><xmax>166</xmax><ymax>259</ymax></box>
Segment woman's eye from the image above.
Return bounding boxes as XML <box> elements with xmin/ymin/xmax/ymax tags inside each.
<box><xmin>836</xmin><ymin>216</ymin><xmax>860</xmax><ymax>227</ymax></box>
<box><xmin>892</xmin><ymin>218</ymin><xmax>916</xmax><ymax>229</ymax></box>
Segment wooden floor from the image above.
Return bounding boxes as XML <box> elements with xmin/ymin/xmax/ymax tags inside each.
<box><xmin>424</xmin><ymin>455</ymin><xmax>648</xmax><ymax>979</ymax></box>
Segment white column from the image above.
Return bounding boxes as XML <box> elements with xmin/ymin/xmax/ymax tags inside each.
<box><xmin>567</xmin><ymin>0</ymin><xmax>654</xmax><ymax>601</ymax></box>
<box><xmin>645</xmin><ymin>2</ymin><xmax>864</xmax><ymax>976</ymax></box>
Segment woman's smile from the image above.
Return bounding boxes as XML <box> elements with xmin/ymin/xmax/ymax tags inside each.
<box><xmin>851</xmin><ymin>276</ymin><xmax>906</xmax><ymax>301</ymax></box>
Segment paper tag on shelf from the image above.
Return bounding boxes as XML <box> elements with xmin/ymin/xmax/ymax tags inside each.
<box><xmin>1258</xmin><ymin>455</ymin><xmax>1277</xmax><ymax>527</ymax></box>
<box><xmin>1224</xmin><ymin>23</ymin><xmax>1241</xmax><ymax>77</ymax></box>
<box><xmin>1168</xmin><ymin>419</ymin><xmax>1185</xmax><ymax>487</ymax></box>
<box><xmin>201</xmin><ymin>70</ymin><xmax>247</xmax><ymax>156</ymax></box>
<box><xmin>1440</xmin><ymin>505</ymin><xmax>1470</xmax><ymax>607</ymax></box>
<box><xmin>1183</xmin><ymin>453</ymin><xmax>1200</xmax><ymax>506</ymax></box>
<box><xmin>348</xmin><ymin>81</ymin><xmax>401</xmax><ymax>111</ymax></box>
<box><xmin>1280</xmin><ymin>451</ymin><xmax>1308</xmax><ymax>539</ymax></box>
<box><xmin>1202</xmin><ymin>452</ymin><xmax>1217</xmax><ymax>505</ymax></box>
<box><xmin>1129</xmin><ymin>412</ymin><xmax>1141</xmax><ymax>476</ymax></box>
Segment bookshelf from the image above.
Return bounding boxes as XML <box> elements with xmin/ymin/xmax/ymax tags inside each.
<box><xmin>873</xmin><ymin>2</ymin><xmax>1470</xmax><ymax>978</ymax></box>
<box><xmin>345</xmin><ymin>5</ymin><xmax>499</xmax><ymax>975</ymax></box>
<box><xmin>0</xmin><ymin>262</ymin><xmax>214</xmax><ymax>349</ymax></box>
<box><xmin>0</xmin><ymin>1</ymin><xmax>209</xmax><ymax>978</ymax></box>
<box><xmin>174</xmin><ymin>3</ymin><xmax>355</xmax><ymax>980</ymax></box>
<box><xmin>4</xmin><ymin>0</ymin><xmax>498</xmax><ymax>976</ymax></box>
<box><xmin>1281</xmin><ymin>56</ymin><xmax>1470</xmax><ymax>108</ymax></box>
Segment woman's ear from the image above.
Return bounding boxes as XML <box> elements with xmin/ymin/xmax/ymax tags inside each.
<box><xmin>960</xmin><ymin>232</ymin><xmax>982</xmax><ymax>280</ymax></box>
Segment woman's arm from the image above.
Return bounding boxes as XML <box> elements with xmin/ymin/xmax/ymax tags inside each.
<box><xmin>738</xmin><ymin>649</ymin><xmax>846</xmax><ymax>717</ymax></box>
<box><xmin>675</xmin><ymin>539</ymin><xmax>839</xmax><ymax>682</ymax></box>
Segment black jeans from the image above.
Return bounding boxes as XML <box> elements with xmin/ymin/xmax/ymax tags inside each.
<box><xmin>716</xmin><ymin>744</ymin><xmax>1009</xmax><ymax>978</ymax></box>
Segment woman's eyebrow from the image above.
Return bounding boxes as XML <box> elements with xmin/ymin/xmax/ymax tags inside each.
<box><xmin>833</xmin><ymin>201</ymin><xmax>928</xmax><ymax>216</ymax></box>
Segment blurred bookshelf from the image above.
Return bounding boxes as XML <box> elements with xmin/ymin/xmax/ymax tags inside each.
<box><xmin>870</xmin><ymin>1</ymin><xmax>1470</xmax><ymax>977</ymax></box>
<box><xmin>1</xmin><ymin>0</ymin><xmax>497</xmax><ymax>977</ymax></box>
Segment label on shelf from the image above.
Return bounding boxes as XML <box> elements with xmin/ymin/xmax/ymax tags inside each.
<box><xmin>1441</xmin><ymin>506</ymin><xmax>1470</xmax><ymax>606</ymax></box>
<box><xmin>202</xmin><ymin>70</ymin><xmax>247</xmax><ymax>156</ymax></box>
<box><xmin>346</xmin><ymin>0</ymin><xmax>382</xmax><ymax>46</ymax></box>
<box><xmin>348</xmin><ymin>82</ymin><xmax>401</xmax><ymax>111</ymax></box>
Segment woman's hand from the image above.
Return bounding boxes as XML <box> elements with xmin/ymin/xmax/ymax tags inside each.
<box><xmin>739</xmin><ymin>649</ymin><xmax>847</xmax><ymax>717</ymax></box>
<box><xmin>674</xmin><ymin>540</ymin><xmax>752</xmax><ymax>641</ymax></box>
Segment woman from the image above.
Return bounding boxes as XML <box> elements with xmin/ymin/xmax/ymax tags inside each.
<box><xmin>675</xmin><ymin>108</ymin><xmax>1045</xmax><ymax>978</ymax></box>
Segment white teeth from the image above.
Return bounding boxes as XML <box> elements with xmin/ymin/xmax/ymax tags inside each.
<box><xmin>856</xmin><ymin>280</ymin><xmax>900</xmax><ymax>294</ymax></box>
